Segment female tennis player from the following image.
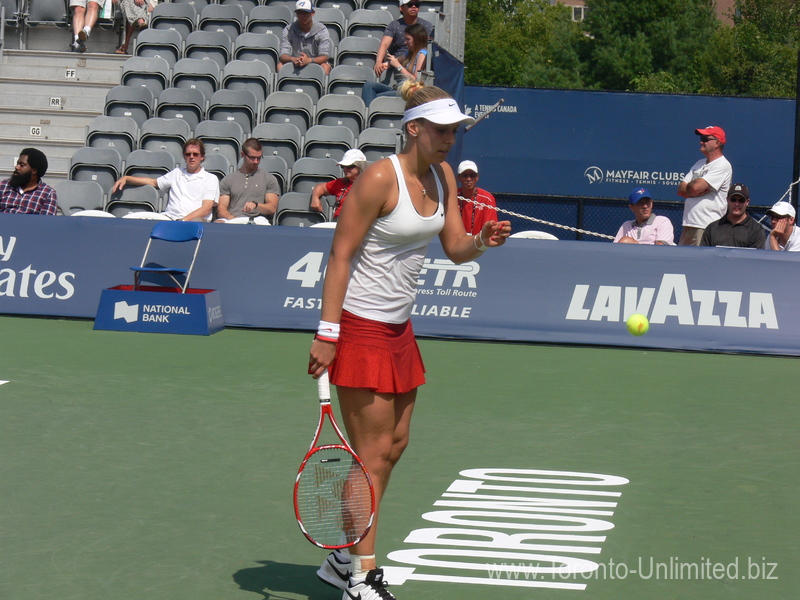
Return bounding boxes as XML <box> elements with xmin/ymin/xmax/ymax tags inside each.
<box><xmin>308</xmin><ymin>79</ymin><xmax>511</xmax><ymax>600</ymax></box>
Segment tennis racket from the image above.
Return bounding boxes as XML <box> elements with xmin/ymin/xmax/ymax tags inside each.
<box><xmin>293</xmin><ymin>370</ymin><xmax>375</xmax><ymax>549</ymax></box>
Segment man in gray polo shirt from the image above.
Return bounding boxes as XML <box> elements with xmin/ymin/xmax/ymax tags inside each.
<box><xmin>216</xmin><ymin>139</ymin><xmax>280</xmax><ymax>224</ymax></box>
<box><xmin>279</xmin><ymin>0</ymin><xmax>332</xmax><ymax>74</ymax></box>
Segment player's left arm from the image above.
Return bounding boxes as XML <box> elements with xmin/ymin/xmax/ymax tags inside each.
<box><xmin>438</xmin><ymin>162</ymin><xmax>510</xmax><ymax>263</ymax></box>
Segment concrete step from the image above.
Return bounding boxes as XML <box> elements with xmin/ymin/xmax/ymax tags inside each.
<box><xmin>0</xmin><ymin>50</ymin><xmax>126</xmax><ymax>84</ymax></box>
<box><xmin>0</xmin><ymin>88</ymin><xmax>108</xmax><ymax>112</ymax></box>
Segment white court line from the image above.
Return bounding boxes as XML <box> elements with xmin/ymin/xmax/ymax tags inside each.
<box><xmin>0</xmin><ymin>381</ymin><xmax>8</xmax><ymax>385</ymax></box>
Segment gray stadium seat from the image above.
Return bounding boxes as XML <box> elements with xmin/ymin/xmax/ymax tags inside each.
<box><xmin>150</xmin><ymin>2</ymin><xmax>197</xmax><ymax>40</ymax></box>
<box><xmin>134</xmin><ymin>27</ymin><xmax>183</xmax><ymax>67</ymax></box>
<box><xmin>51</xmin><ymin>179</ymin><xmax>105</xmax><ymax>215</ymax></box>
<box><xmin>1</xmin><ymin>0</ymin><xmax>20</xmax><ymax>27</ymax></box>
<box><xmin>207</xmin><ymin>88</ymin><xmax>258</xmax><ymax>134</ymax></box>
<box><xmin>251</xmin><ymin>122</ymin><xmax>303</xmax><ymax>168</ymax></box>
<box><xmin>260</xmin><ymin>155</ymin><xmax>289</xmax><ymax>194</ymax></box>
<box><xmin>315</xmin><ymin>93</ymin><xmax>366</xmax><ymax>137</ymax></box>
<box><xmin>314</xmin><ymin>7</ymin><xmax>346</xmax><ymax>47</ymax></box>
<box><xmin>121</xmin><ymin>56</ymin><xmax>171</xmax><ymax>98</ymax></box>
<box><xmin>156</xmin><ymin>87</ymin><xmax>206</xmax><ymax>131</ymax></box>
<box><xmin>68</xmin><ymin>147</ymin><xmax>123</xmax><ymax>196</ymax></box>
<box><xmin>357</xmin><ymin>127</ymin><xmax>401</xmax><ymax>162</ymax></box>
<box><xmin>104</xmin><ymin>85</ymin><xmax>154</xmax><ymax>129</ymax></box>
<box><xmin>336</xmin><ymin>35</ymin><xmax>380</xmax><ymax>69</ymax></box>
<box><xmin>184</xmin><ymin>30</ymin><xmax>232</xmax><ymax>70</ymax></box>
<box><xmin>124</xmin><ymin>149</ymin><xmax>176</xmax><ymax>180</ymax></box>
<box><xmin>316</xmin><ymin>0</ymin><xmax>357</xmax><ymax>19</ymax></box>
<box><xmin>232</xmin><ymin>32</ymin><xmax>280</xmax><ymax>72</ymax></box>
<box><xmin>198</xmin><ymin>3</ymin><xmax>245</xmax><ymax>39</ymax></box>
<box><xmin>275</xmin><ymin>192</ymin><xmax>326</xmax><ymax>227</ymax></box>
<box><xmin>139</xmin><ymin>118</ymin><xmax>192</xmax><ymax>164</ymax></box>
<box><xmin>262</xmin><ymin>91</ymin><xmax>314</xmax><ymax>135</ymax></box>
<box><xmin>194</xmin><ymin>119</ymin><xmax>244</xmax><ymax>168</ymax></box>
<box><xmin>86</xmin><ymin>115</ymin><xmax>139</xmax><ymax>161</ymax></box>
<box><xmin>367</xmin><ymin>94</ymin><xmax>406</xmax><ymax>129</ymax></box>
<box><xmin>276</xmin><ymin>63</ymin><xmax>327</xmax><ymax>104</ymax></box>
<box><xmin>202</xmin><ymin>153</ymin><xmax>232</xmax><ymax>180</ymax></box>
<box><xmin>346</xmin><ymin>9</ymin><xmax>393</xmax><ymax>38</ymax></box>
<box><xmin>327</xmin><ymin>64</ymin><xmax>375</xmax><ymax>96</ymax></box>
<box><xmin>172</xmin><ymin>57</ymin><xmax>222</xmax><ymax>103</ymax></box>
<box><xmin>222</xmin><ymin>59</ymin><xmax>272</xmax><ymax>103</ymax></box>
<box><xmin>219</xmin><ymin>0</ymin><xmax>258</xmax><ymax>15</ymax></box>
<box><xmin>25</xmin><ymin>0</ymin><xmax>68</xmax><ymax>27</ymax></box>
<box><xmin>289</xmin><ymin>157</ymin><xmax>339</xmax><ymax>194</ymax></box>
<box><xmin>246</xmin><ymin>4</ymin><xmax>292</xmax><ymax>36</ymax></box>
<box><xmin>362</xmin><ymin>0</ymin><xmax>400</xmax><ymax>19</ymax></box>
<box><xmin>106</xmin><ymin>185</ymin><xmax>160</xmax><ymax>216</ymax></box>
<box><xmin>303</xmin><ymin>125</ymin><xmax>356</xmax><ymax>161</ymax></box>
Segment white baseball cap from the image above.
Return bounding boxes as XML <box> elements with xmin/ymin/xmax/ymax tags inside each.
<box><xmin>768</xmin><ymin>201</ymin><xmax>796</xmax><ymax>218</ymax></box>
<box><xmin>337</xmin><ymin>149</ymin><xmax>367</xmax><ymax>166</ymax></box>
<box><xmin>295</xmin><ymin>0</ymin><xmax>314</xmax><ymax>11</ymax></box>
<box><xmin>457</xmin><ymin>160</ymin><xmax>478</xmax><ymax>175</ymax></box>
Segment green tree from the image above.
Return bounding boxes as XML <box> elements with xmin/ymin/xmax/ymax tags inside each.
<box><xmin>464</xmin><ymin>0</ymin><xmax>585</xmax><ymax>88</ymax></box>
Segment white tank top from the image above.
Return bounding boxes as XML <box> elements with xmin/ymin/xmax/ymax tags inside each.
<box><xmin>342</xmin><ymin>154</ymin><xmax>445</xmax><ymax>324</ymax></box>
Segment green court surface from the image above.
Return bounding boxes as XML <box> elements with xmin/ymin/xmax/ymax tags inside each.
<box><xmin>1</xmin><ymin>316</ymin><xmax>797</xmax><ymax>600</ymax></box>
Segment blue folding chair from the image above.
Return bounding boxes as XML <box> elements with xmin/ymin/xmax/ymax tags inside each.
<box><xmin>131</xmin><ymin>221</ymin><xmax>204</xmax><ymax>293</ymax></box>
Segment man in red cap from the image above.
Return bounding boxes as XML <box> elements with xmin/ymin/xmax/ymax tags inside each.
<box><xmin>677</xmin><ymin>125</ymin><xmax>732</xmax><ymax>245</ymax></box>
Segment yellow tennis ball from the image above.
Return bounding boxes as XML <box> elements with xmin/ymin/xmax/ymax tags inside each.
<box><xmin>626</xmin><ymin>314</ymin><xmax>649</xmax><ymax>336</ymax></box>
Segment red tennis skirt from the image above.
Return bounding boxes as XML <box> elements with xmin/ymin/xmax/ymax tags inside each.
<box><xmin>329</xmin><ymin>310</ymin><xmax>426</xmax><ymax>395</ymax></box>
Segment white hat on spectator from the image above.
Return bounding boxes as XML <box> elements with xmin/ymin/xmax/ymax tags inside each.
<box><xmin>337</xmin><ymin>149</ymin><xmax>367</xmax><ymax>166</ymax></box>
<box><xmin>458</xmin><ymin>160</ymin><xmax>478</xmax><ymax>175</ymax></box>
<box><xmin>295</xmin><ymin>0</ymin><xmax>314</xmax><ymax>12</ymax></box>
<box><xmin>769</xmin><ymin>201</ymin><xmax>796</xmax><ymax>219</ymax></box>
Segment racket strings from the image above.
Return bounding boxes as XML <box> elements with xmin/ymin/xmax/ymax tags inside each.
<box><xmin>296</xmin><ymin>446</ymin><xmax>373</xmax><ymax>547</ymax></box>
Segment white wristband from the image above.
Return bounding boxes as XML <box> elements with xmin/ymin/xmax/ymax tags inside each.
<box><xmin>473</xmin><ymin>233</ymin><xmax>488</xmax><ymax>252</ymax></box>
<box><xmin>317</xmin><ymin>320</ymin><xmax>340</xmax><ymax>341</ymax></box>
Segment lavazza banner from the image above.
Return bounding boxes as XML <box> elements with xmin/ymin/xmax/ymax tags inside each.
<box><xmin>0</xmin><ymin>215</ymin><xmax>799</xmax><ymax>356</ymax></box>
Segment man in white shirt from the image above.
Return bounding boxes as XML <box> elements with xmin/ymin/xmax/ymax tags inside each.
<box><xmin>765</xmin><ymin>200</ymin><xmax>800</xmax><ymax>251</ymax></box>
<box><xmin>677</xmin><ymin>125</ymin><xmax>732</xmax><ymax>246</ymax></box>
<box><xmin>112</xmin><ymin>138</ymin><xmax>219</xmax><ymax>222</ymax></box>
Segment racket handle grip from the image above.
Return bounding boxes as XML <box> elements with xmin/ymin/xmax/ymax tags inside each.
<box><xmin>318</xmin><ymin>369</ymin><xmax>331</xmax><ymax>401</ymax></box>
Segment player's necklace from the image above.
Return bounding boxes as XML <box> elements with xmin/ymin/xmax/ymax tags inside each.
<box><xmin>401</xmin><ymin>155</ymin><xmax>428</xmax><ymax>197</ymax></box>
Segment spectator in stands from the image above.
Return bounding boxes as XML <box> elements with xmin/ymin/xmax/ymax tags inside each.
<box><xmin>456</xmin><ymin>160</ymin><xmax>498</xmax><ymax>235</ymax></box>
<box><xmin>677</xmin><ymin>125</ymin><xmax>732</xmax><ymax>246</ymax></box>
<box><xmin>765</xmin><ymin>201</ymin><xmax>800</xmax><ymax>251</ymax></box>
<box><xmin>614</xmin><ymin>187</ymin><xmax>675</xmax><ymax>245</ymax></box>
<box><xmin>0</xmin><ymin>149</ymin><xmax>58</xmax><ymax>215</ymax></box>
<box><xmin>279</xmin><ymin>0</ymin><xmax>332</xmax><ymax>75</ymax></box>
<box><xmin>309</xmin><ymin>149</ymin><xmax>367</xmax><ymax>220</ymax></box>
<box><xmin>114</xmin><ymin>0</ymin><xmax>159</xmax><ymax>55</ymax></box>
<box><xmin>112</xmin><ymin>138</ymin><xmax>219</xmax><ymax>222</ymax></box>
<box><xmin>69</xmin><ymin>0</ymin><xmax>101</xmax><ymax>53</ymax></box>
<box><xmin>362</xmin><ymin>23</ymin><xmax>428</xmax><ymax>106</ymax></box>
<box><xmin>374</xmin><ymin>0</ymin><xmax>434</xmax><ymax>79</ymax></box>
<box><xmin>700</xmin><ymin>183</ymin><xmax>765</xmax><ymax>248</ymax></box>
<box><xmin>215</xmin><ymin>138</ymin><xmax>280</xmax><ymax>224</ymax></box>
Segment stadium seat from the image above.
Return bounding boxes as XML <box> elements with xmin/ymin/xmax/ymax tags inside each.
<box><xmin>1</xmin><ymin>0</ymin><xmax>20</xmax><ymax>27</ymax></box>
<box><xmin>51</xmin><ymin>179</ymin><xmax>105</xmax><ymax>215</ymax></box>
<box><xmin>194</xmin><ymin>119</ymin><xmax>244</xmax><ymax>168</ymax></box>
<box><xmin>367</xmin><ymin>94</ymin><xmax>405</xmax><ymax>129</ymax></box>
<box><xmin>24</xmin><ymin>0</ymin><xmax>68</xmax><ymax>27</ymax></box>
<box><xmin>104</xmin><ymin>85</ymin><xmax>155</xmax><ymax>129</ymax></box>
<box><xmin>184</xmin><ymin>30</ymin><xmax>232</xmax><ymax>70</ymax></box>
<box><xmin>172</xmin><ymin>57</ymin><xmax>222</xmax><ymax>103</ymax></box>
<box><xmin>275</xmin><ymin>192</ymin><xmax>326</xmax><ymax>227</ymax></box>
<box><xmin>208</xmin><ymin>88</ymin><xmax>258</xmax><ymax>134</ymax></box>
<box><xmin>150</xmin><ymin>2</ymin><xmax>197</xmax><ymax>40</ymax></box>
<box><xmin>219</xmin><ymin>0</ymin><xmax>258</xmax><ymax>15</ymax></box>
<box><xmin>417</xmin><ymin>10</ymin><xmax>439</xmax><ymax>28</ymax></box>
<box><xmin>362</xmin><ymin>0</ymin><xmax>400</xmax><ymax>19</ymax></box>
<box><xmin>132</xmin><ymin>221</ymin><xmax>205</xmax><ymax>293</ymax></box>
<box><xmin>336</xmin><ymin>35</ymin><xmax>380</xmax><ymax>69</ymax></box>
<box><xmin>156</xmin><ymin>87</ymin><xmax>207</xmax><ymax>131</ymax></box>
<box><xmin>346</xmin><ymin>9</ymin><xmax>393</xmax><ymax>38</ymax></box>
<box><xmin>139</xmin><ymin>118</ymin><xmax>192</xmax><ymax>164</ymax></box>
<box><xmin>316</xmin><ymin>0</ymin><xmax>358</xmax><ymax>19</ymax></box>
<box><xmin>121</xmin><ymin>56</ymin><xmax>171</xmax><ymax>98</ymax></box>
<box><xmin>357</xmin><ymin>127</ymin><xmax>400</xmax><ymax>162</ymax></box>
<box><xmin>289</xmin><ymin>157</ymin><xmax>339</xmax><ymax>194</ymax></box>
<box><xmin>303</xmin><ymin>125</ymin><xmax>356</xmax><ymax>162</ymax></box>
<box><xmin>246</xmin><ymin>4</ymin><xmax>292</xmax><ymax>36</ymax></box>
<box><xmin>232</xmin><ymin>32</ymin><xmax>281</xmax><ymax>72</ymax></box>
<box><xmin>419</xmin><ymin>0</ymin><xmax>444</xmax><ymax>15</ymax></box>
<box><xmin>198</xmin><ymin>3</ymin><xmax>245</xmax><ymax>39</ymax></box>
<box><xmin>316</xmin><ymin>93</ymin><xmax>366</xmax><ymax>137</ymax></box>
<box><xmin>222</xmin><ymin>59</ymin><xmax>272</xmax><ymax>103</ymax></box>
<box><xmin>313</xmin><ymin>7</ymin><xmax>346</xmax><ymax>47</ymax></box>
<box><xmin>327</xmin><ymin>64</ymin><xmax>375</xmax><ymax>96</ymax></box>
<box><xmin>106</xmin><ymin>185</ymin><xmax>160</xmax><ymax>217</ymax></box>
<box><xmin>134</xmin><ymin>28</ymin><xmax>183</xmax><ymax>67</ymax></box>
<box><xmin>202</xmin><ymin>153</ymin><xmax>233</xmax><ymax>180</ymax></box>
<box><xmin>276</xmin><ymin>62</ymin><xmax>327</xmax><ymax>104</ymax></box>
<box><xmin>262</xmin><ymin>91</ymin><xmax>314</xmax><ymax>135</ymax></box>
<box><xmin>68</xmin><ymin>147</ymin><xmax>123</xmax><ymax>196</ymax></box>
<box><xmin>251</xmin><ymin>122</ymin><xmax>303</xmax><ymax>169</ymax></box>
<box><xmin>86</xmin><ymin>115</ymin><xmax>139</xmax><ymax>161</ymax></box>
<box><xmin>124</xmin><ymin>149</ymin><xmax>176</xmax><ymax>201</ymax></box>
<box><xmin>260</xmin><ymin>155</ymin><xmax>289</xmax><ymax>195</ymax></box>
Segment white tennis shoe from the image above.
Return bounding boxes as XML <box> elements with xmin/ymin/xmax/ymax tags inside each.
<box><xmin>317</xmin><ymin>549</ymin><xmax>351</xmax><ymax>590</ymax></box>
<box><xmin>343</xmin><ymin>568</ymin><xmax>396</xmax><ymax>600</ymax></box>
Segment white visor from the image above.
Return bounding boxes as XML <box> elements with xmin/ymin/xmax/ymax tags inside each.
<box><xmin>402</xmin><ymin>98</ymin><xmax>476</xmax><ymax>127</ymax></box>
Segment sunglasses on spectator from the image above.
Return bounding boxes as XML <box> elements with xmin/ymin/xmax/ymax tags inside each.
<box><xmin>729</xmin><ymin>196</ymin><xmax>747</xmax><ymax>203</ymax></box>
<box><xmin>406</xmin><ymin>3</ymin><xmax>421</xmax><ymax>7</ymax></box>
<box><xmin>184</xmin><ymin>152</ymin><xmax>201</xmax><ymax>157</ymax></box>
<box><xmin>244</xmin><ymin>153</ymin><xmax>262</xmax><ymax>161</ymax></box>
<box><xmin>699</xmin><ymin>135</ymin><xmax>717</xmax><ymax>143</ymax></box>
